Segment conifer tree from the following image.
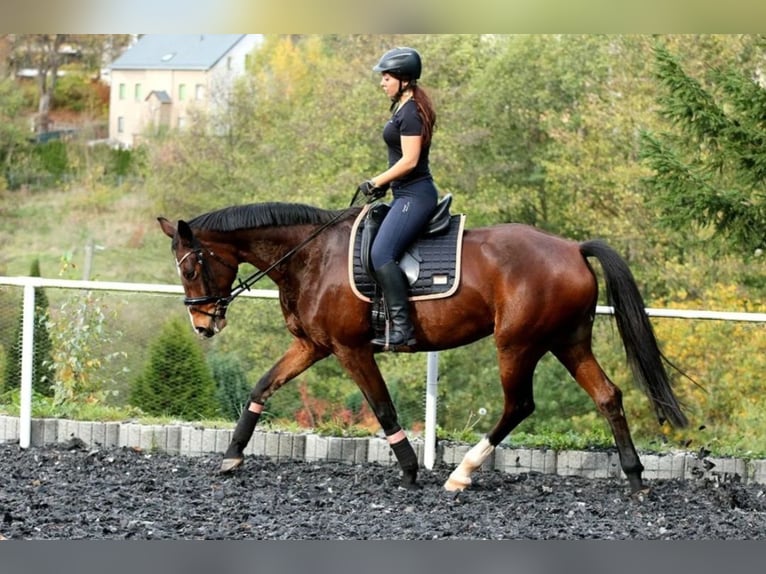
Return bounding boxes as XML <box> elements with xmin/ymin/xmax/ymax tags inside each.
<box><xmin>208</xmin><ymin>353</ymin><xmax>251</xmax><ymax>421</ymax></box>
<box><xmin>2</xmin><ymin>259</ymin><xmax>54</xmax><ymax>396</ymax></box>
<box><xmin>131</xmin><ymin>317</ymin><xmax>219</xmax><ymax>420</ymax></box>
<box><xmin>640</xmin><ymin>42</ymin><xmax>766</xmax><ymax>255</ymax></box>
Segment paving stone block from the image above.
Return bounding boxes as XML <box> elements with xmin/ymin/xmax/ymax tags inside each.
<box><xmin>59</xmin><ymin>419</ymin><xmax>79</xmax><ymax>443</ymax></box>
<box><xmin>75</xmin><ymin>421</ymin><xmax>94</xmax><ymax>447</ymax></box>
<box><xmin>333</xmin><ymin>437</ymin><xmax>368</xmax><ymax>464</ymax></box>
<box><xmin>249</xmin><ymin>431</ymin><xmax>268</xmax><ymax>456</ymax></box>
<box><xmin>290</xmin><ymin>434</ymin><xmax>307</xmax><ymax>460</ymax></box>
<box><xmin>32</xmin><ymin>418</ymin><xmax>60</xmax><ymax>446</ymax></box>
<box><xmin>442</xmin><ymin>443</ymin><xmax>469</xmax><ymax>467</ymax></box>
<box><xmin>88</xmin><ymin>422</ymin><xmax>120</xmax><ymax>449</ymax></box>
<box><xmin>280</xmin><ymin>433</ymin><xmax>303</xmax><ymax>461</ymax></box>
<box><xmin>0</xmin><ymin>415</ymin><xmax>18</xmax><ymax>442</ymax></box>
<box><xmin>90</xmin><ymin>423</ymin><xmax>106</xmax><ymax>449</ymax></box>
<box><xmin>180</xmin><ymin>426</ymin><xmax>193</xmax><ymax>455</ymax></box>
<box><xmin>139</xmin><ymin>425</ymin><xmax>167</xmax><ymax>452</ymax></box>
<box><xmin>164</xmin><ymin>426</ymin><xmax>182</xmax><ymax>455</ymax></box>
<box><xmin>557</xmin><ymin>450</ymin><xmax>620</xmax><ymax>479</ymax></box>
<box><xmin>495</xmin><ymin>447</ymin><xmax>558</xmax><ymax>475</ymax></box>
<box><xmin>264</xmin><ymin>431</ymin><xmax>282</xmax><ymax>459</ymax></box>
<box><xmin>367</xmin><ymin>437</ymin><xmax>396</xmax><ymax>466</ymax></box>
<box><xmin>29</xmin><ymin>418</ymin><xmax>45</xmax><ymax>446</ymax></box>
<box><xmin>103</xmin><ymin>422</ymin><xmax>120</xmax><ymax>448</ymax></box>
<box><xmin>118</xmin><ymin>422</ymin><xmax>143</xmax><ymax>449</ymax></box>
<box><xmin>685</xmin><ymin>455</ymin><xmax>747</xmax><ymax>482</ymax></box>
<box><xmin>0</xmin><ymin>416</ymin><xmax>7</xmax><ymax>442</ymax></box>
<box><xmin>187</xmin><ymin>426</ymin><xmax>204</xmax><ymax>456</ymax></box>
<box><xmin>214</xmin><ymin>429</ymin><xmax>232</xmax><ymax>454</ymax></box>
<box><xmin>411</xmin><ymin>440</ymin><xmax>425</xmax><ymax>466</ymax></box>
<box><xmin>640</xmin><ymin>452</ymin><xmax>687</xmax><ymax>480</ymax></box>
<box><xmin>201</xmin><ymin>428</ymin><xmax>219</xmax><ymax>454</ymax></box>
<box><xmin>305</xmin><ymin>434</ymin><xmax>329</xmax><ymax>462</ymax></box>
<box><xmin>748</xmin><ymin>460</ymin><xmax>766</xmax><ymax>484</ymax></box>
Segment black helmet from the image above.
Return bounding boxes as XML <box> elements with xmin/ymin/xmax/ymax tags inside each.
<box><xmin>373</xmin><ymin>47</ymin><xmax>421</xmax><ymax>80</ymax></box>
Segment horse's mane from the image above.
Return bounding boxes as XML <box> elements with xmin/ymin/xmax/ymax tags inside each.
<box><xmin>188</xmin><ymin>202</ymin><xmax>347</xmax><ymax>232</ymax></box>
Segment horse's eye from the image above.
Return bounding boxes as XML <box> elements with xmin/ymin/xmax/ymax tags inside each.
<box><xmin>183</xmin><ymin>269</ymin><xmax>196</xmax><ymax>280</ymax></box>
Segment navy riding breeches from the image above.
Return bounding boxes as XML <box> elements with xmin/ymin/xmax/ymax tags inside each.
<box><xmin>370</xmin><ymin>178</ymin><xmax>438</xmax><ymax>270</ymax></box>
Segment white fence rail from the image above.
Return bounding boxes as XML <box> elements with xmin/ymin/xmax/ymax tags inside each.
<box><xmin>3</xmin><ymin>275</ymin><xmax>766</xmax><ymax>469</ymax></box>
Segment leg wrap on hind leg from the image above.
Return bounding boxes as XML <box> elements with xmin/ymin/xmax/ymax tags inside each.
<box><xmin>444</xmin><ymin>436</ymin><xmax>495</xmax><ymax>491</ymax></box>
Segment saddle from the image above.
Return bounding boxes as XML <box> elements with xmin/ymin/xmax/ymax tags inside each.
<box><xmin>348</xmin><ymin>194</ymin><xmax>466</xmax><ymax>304</ymax></box>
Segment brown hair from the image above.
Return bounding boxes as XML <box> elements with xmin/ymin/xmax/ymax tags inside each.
<box><xmin>411</xmin><ymin>84</ymin><xmax>436</xmax><ymax>148</ymax></box>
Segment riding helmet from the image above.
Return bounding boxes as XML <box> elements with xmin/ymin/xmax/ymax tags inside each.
<box><xmin>373</xmin><ymin>47</ymin><xmax>422</xmax><ymax>80</ymax></box>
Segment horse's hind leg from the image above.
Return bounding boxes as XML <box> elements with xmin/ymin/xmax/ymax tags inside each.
<box><xmin>221</xmin><ymin>338</ymin><xmax>329</xmax><ymax>473</ymax></box>
<box><xmin>445</xmin><ymin>348</ymin><xmax>538</xmax><ymax>491</ymax></box>
<box><xmin>553</xmin><ymin>342</ymin><xmax>645</xmax><ymax>493</ymax></box>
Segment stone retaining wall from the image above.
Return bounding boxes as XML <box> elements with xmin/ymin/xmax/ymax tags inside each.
<box><xmin>2</xmin><ymin>415</ymin><xmax>764</xmax><ymax>484</ymax></box>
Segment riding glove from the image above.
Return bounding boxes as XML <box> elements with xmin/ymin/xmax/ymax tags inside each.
<box><xmin>358</xmin><ymin>180</ymin><xmax>387</xmax><ymax>200</ymax></box>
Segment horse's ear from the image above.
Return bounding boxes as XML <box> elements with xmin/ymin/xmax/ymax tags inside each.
<box><xmin>157</xmin><ymin>217</ymin><xmax>176</xmax><ymax>239</ymax></box>
<box><xmin>177</xmin><ymin>220</ymin><xmax>195</xmax><ymax>244</ymax></box>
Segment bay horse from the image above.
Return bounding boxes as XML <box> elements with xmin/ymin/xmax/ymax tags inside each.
<box><xmin>158</xmin><ymin>200</ymin><xmax>688</xmax><ymax>494</ymax></box>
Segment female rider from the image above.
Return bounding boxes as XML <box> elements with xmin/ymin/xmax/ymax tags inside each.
<box><xmin>358</xmin><ymin>46</ymin><xmax>438</xmax><ymax>350</ymax></box>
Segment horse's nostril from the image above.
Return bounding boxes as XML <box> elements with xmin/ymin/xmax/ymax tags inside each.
<box><xmin>196</xmin><ymin>326</ymin><xmax>214</xmax><ymax>338</ymax></box>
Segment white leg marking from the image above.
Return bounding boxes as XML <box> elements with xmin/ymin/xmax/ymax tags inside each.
<box><xmin>444</xmin><ymin>436</ymin><xmax>495</xmax><ymax>492</ymax></box>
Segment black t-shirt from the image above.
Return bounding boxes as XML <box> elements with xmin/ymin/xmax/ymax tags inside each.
<box><xmin>382</xmin><ymin>99</ymin><xmax>432</xmax><ymax>188</ymax></box>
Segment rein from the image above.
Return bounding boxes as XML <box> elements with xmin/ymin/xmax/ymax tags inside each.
<box><xmin>185</xmin><ymin>189</ymin><xmax>366</xmax><ymax>312</ymax></box>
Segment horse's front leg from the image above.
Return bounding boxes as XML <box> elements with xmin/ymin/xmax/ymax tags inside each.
<box><xmin>221</xmin><ymin>338</ymin><xmax>328</xmax><ymax>473</ymax></box>
<box><xmin>335</xmin><ymin>347</ymin><xmax>420</xmax><ymax>490</ymax></box>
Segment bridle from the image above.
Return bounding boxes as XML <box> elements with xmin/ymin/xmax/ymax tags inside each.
<box><xmin>178</xmin><ymin>188</ymin><xmax>367</xmax><ymax>321</ymax></box>
<box><xmin>176</xmin><ymin>246</ymin><xmax>239</xmax><ymax>321</ymax></box>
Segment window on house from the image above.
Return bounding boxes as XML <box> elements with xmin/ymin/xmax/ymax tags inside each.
<box><xmin>178</xmin><ymin>84</ymin><xmax>186</xmax><ymax>101</ymax></box>
<box><xmin>117</xmin><ymin>117</ymin><xmax>125</xmax><ymax>133</ymax></box>
<box><xmin>178</xmin><ymin>116</ymin><xmax>186</xmax><ymax>129</ymax></box>
<box><xmin>244</xmin><ymin>54</ymin><xmax>250</xmax><ymax>70</ymax></box>
<box><xmin>134</xmin><ymin>83</ymin><xmax>142</xmax><ymax>101</ymax></box>
<box><xmin>195</xmin><ymin>84</ymin><xmax>205</xmax><ymax>100</ymax></box>
<box><xmin>118</xmin><ymin>83</ymin><xmax>126</xmax><ymax>100</ymax></box>
<box><xmin>227</xmin><ymin>56</ymin><xmax>232</xmax><ymax>70</ymax></box>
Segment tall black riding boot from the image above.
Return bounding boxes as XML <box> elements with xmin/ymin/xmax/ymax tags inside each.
<box><xmin>371</xmin><ymin>261</ymin><xmax>416</xmax><ymax>349</ymax></box>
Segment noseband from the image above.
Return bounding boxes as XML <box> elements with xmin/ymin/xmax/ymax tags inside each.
<box><xmin>176</xmin><ymin>247</ymin><xmax>238</xmax><ymax>319</ymax></box>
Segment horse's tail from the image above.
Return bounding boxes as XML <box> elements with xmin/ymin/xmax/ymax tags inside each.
<box><xmin>580</xmin><ymin>239</ymin><xmax>688</xmax><ymax>428</ymax></box>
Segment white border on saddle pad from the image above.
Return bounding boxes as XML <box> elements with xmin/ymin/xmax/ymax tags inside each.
<box><xmin>347</xmin><ymin>203</ymin><xmax>466</xmax><ymax>303</ymax></box>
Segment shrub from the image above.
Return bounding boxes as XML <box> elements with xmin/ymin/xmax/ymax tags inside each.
<box><xmin>208</xmin><ymin>352</ymin><xmax>251</xmax><ymax>421</ymax></box>
<box><xmin>45</xmin><ymin>287</ymin><xmax>126</xmax><ymax>406</ymax></box>
<box><xmin>131</xmin><ymin>317</ymin><xmax>219</xmax><ymax>421</ymax></box>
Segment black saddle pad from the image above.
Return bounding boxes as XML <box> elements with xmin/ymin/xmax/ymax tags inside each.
<box><xmin>348</xmin><ymin>206</ymin><xmax>466</xmax><ymax>302</ymax></box>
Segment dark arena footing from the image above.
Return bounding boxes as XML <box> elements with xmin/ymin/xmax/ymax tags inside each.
<box><xmin>1</xmin><ymin>442</ymin><xmax>765</xmax><ymax>540</ymax></box>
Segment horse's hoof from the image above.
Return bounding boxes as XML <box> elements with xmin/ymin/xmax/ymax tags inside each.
<box><xmin>399</xmin><ymin>479</ymin><xmax>423</xmax><ymax>491</ymax></box>
<box><xmin>443</xmin><ymin>476</ymin><xmax>471</xmax><ymax>492</ymax></box>
<box><xmin>219</xmin><ymin>457</ymin><xmax>243</xmax><ymax>474</ymax></box>
<box><xmin>630</xmin><ymin>486</ymin><xmax>651</xmax><ymax>500</ymax></box>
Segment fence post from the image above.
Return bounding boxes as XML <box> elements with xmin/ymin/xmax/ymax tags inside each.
<box><xmin>424</xmin><ymin>351</ymin><xmax>439</xmax><ymax>470</ymax></box>
<box><xmin>19</xmin><ymin>283</ymin><xmax>36</xmax><ymax>449</ymax></box>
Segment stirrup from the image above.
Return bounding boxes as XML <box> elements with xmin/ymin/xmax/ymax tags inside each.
<box><xmin>371</xmin><ymin>330</ymin><xmax>416</xmax><ymax>350</ymax></box>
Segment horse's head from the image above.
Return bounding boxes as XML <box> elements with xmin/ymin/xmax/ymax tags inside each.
<box><xmin>158</xmin><ymin>217</ymin><xmax>239</xmax><ymax>338</ymax></box>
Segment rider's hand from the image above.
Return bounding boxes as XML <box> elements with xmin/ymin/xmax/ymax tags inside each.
<box><xmin>358</xmin><ymin>180</ymin><xmax>386</xmax><ymax>200</ymax></box>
